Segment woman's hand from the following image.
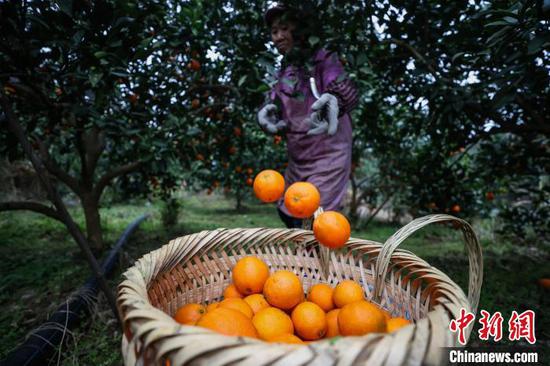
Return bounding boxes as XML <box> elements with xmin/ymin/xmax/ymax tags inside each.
<box><xmin>307</xmin><ymin>93</ymin><xmax>339</xmax><ymax>135</ymax></box>
<box><xmin>258</xmin><ymin>104</ymin><xmax>287</xmax><ymax>134</ymax></box>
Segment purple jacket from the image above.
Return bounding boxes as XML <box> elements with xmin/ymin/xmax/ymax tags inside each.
<box><xmin>269</xmin><ymin>49</ymin><xmax>358</xmax><ymax>217</ymax></box>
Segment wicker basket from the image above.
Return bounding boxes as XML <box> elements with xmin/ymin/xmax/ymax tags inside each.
<box><xmin>117</xmin><ymin>214</ymin><xmax>483</xmax><ymax>366</ymax></box>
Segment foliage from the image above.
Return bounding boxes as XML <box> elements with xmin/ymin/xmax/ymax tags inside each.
<box><xmin>1</xmin><ymin>0</ymin><xmax>548</xmax><ymax>251</ymax></box>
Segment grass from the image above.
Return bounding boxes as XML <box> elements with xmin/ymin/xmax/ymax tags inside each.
<box><xmin>0</xmin><ymin>191</ymin><xmax>548</xmax><ymax>365</ymax></box>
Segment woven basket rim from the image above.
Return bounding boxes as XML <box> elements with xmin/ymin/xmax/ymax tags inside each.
<box><xmin>117</xmin><ymin>214</ymin><xmax>483</xmax><ymax>366</ymax></box>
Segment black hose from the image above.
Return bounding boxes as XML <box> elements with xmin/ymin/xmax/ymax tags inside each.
<box><xmin>0</xmin><ymin>213</ymin><xmax>149</xmax><ymax>366</ymax></box>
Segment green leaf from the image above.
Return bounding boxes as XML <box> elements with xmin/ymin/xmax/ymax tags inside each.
<box><xmin>452</xmin><ymin>52</ymin><xmax>465</xmax><ymax>62</ymax></box>
<box><xmin>238</xmin><ymin>75</ymin><xmax>247</xmax><ymax>87</ymax></box>
<box><xmin>485</xmin><ymin>20</ymin><xmax>510</xmax><ymax>27</ymax></box>
<box><xmin>503</xmin><ymin>16</ymin><xmax>518</xmax><ymax>24</ymax></box>
<box><xmin>94</xmin><ymin>51</ymin><xmax>108</xmax><ymax>59</ymax></box>
<box><xmin>528</xmin><ymin>35</ymin><xmax>547</xmax><ymax>55</ymax></box>
<box><xmin>256</xmin><ymin>84</ymin><xmax>270</xmax><ymax>93</ymax></box>
<box><xmin>89</xmin><ymin>72</ymin><xmax>103</xmax><ymax>87</ymax></box>
<box><xmin>57</xmin><ymin>0</ymin><xmax>73</xmax><ymax>16</ymax></box>
<box><xmin>308</xmin><ymin>36</ymin><xmax>320</xmax><ymax>47</ymax></box>
<box><xmin>187</xmin><ymin>127</ymin><xmax>201</xmax><ymax>136</ymax></box>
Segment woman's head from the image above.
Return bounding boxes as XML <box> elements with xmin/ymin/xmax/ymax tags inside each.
<box><xmin>270</xmin><ymin>16</ymin><xmax>295</xmax><ymax>54</ymax></box>
<box><xmin>265</xmin><ymin>5</ymin><xmax>309</xmax><ymax>55</ymax></box>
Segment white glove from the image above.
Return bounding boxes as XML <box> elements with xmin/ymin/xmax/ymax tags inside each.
<box><xmin>306</xmin><ymin>93</ymin><xmax>339</xmax><ymax>136</ymax></box>
<box><xmin>257</xmin><ymin>104</ymin><xmax>287</xmax><ymax>134</ymax></box>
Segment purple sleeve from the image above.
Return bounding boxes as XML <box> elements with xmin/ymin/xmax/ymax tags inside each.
<box><xmin>316</xmin><ymin>51</ymin><xmax>359</xmax><ymax>115</ymax></box>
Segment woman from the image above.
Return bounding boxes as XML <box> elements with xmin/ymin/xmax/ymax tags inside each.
<box><xmin>258</xmin><ymin>5</ymin><xmax>358</xmax><ymax>228</ymax></box>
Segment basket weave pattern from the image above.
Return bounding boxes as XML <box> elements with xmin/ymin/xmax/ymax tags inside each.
<box><xmin>117</xmin><ymin>214</ymin><xmax>483</xmax><ymax>366</ymax></box>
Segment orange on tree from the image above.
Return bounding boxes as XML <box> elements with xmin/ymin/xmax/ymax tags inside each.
<box><xmin>196</xmin><ymin>307</ymin><xmax>258</xmax><ymax>338</ymax></box>
<box><xmin>313</xmin><ymin>211</ymin><xmax>351</xmax><ymax>249</ymax></box>
<box><xmin>253</xmin><ymin>170</ymin><xmax>285</xmax><ymax>203</ymax></box>
<box><xmin>232</xmin><ymin>256</ymin><xmax>270</xmax><ymax>295</ymax></box>
<box><xmin>326</xmin><ymin>309</ymin><xmax>341</xmax><ymax>338</ymax></box>
<box><xmin>538</xmin><ymin>278</ymin><xmax>550</xmax><ymax>289</ymax></box>
<box><xmin>451</xmin><ymin>204</ymin><xmax>461</xmax><ymax>213</ymax></box>
<box><xmin>247</xmin><ymin>168</ymin><xmax>254</xmax><ymax>175</ymax></box>
<box><xmin>333</xmin><ymin>280</ymin><xmax>364</xmax><ymax>308</ymax></box>
<box><xmin>191</xmin><ymin>98</ymin><xmax>200</xmax><ymax>109</ymax></box>
<box><xmin>244</xmin><ymin>294</ymin><xmax>270</xmax><ymax>315</ymax></box>
<box><xmin>291</xmin><ymin>301</ymin><xmax>327</xmax><ymax>340</ymax></box>
<box><xmin>174</xmin><ymin>303</ymin><xmax>206</xmax><ymax>325</ymax></box>
<box><xmin>486</xmin><ymin>191</ymin><xmax>495</xmax><ymax>201</ymax></box>
<box><xmin>188</xmin><ymin>58</ymin><xmax>201</xmax><ymax>71</ymax></box>
<box><xmin>284</xmin><ymin>182</ymin><xmax>321</xmax><ymax>219</ymax></box>
<box><xmin>386</xmin><ymin>317</ymin><xmax>411</xmax><ymax>332</ymax></box>
<box><xmin>269</xmin><ymin>333</ymin><xmax>305</xmax><ymax>344</ymax></box>
<box><xmin>307</xmin><ymin>283</ymin><xmax>334</xmax><ymax>312</ymax></box>
<box><xmin>252</xmin><ymin>307</ymin><xmax>294</xmax><ymax>341</ymax></box>
<box><xmin>246</xmin><ymin>177</ymin><xmax>253</xmax><ymax>186</ymax></box>
<box><xmin>338</xmin><ymin>300</ymin><xmax>387</xmax><ymax>336</ymax></box>
<box><xmin>218</xmin><ymin>298</ymin><xmax>254</xmax><ymax>319</ymax></box>
<box><xmin>223</xmin><ymin>284</ymin><xmax>243</xmax><ymax>299</ymax></box>
<box><xmin>263</xmin><ymin>270</ymin><xmax>304</xmax><ymax>310</ymax></box>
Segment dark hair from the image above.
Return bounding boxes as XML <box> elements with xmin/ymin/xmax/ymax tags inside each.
<box><xmin>267</xmin><ymin>7</ymin><xmax>317</xmax><ymax>66</ymax></box>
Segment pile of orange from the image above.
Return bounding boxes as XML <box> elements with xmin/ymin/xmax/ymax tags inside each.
<box><xmin>172</xmin><ymin>256</ymin><xmax>411</xmax><ymax>344</ymax></box>
<box><xmin>253</xmin><ymin>169</ymin><xmax>351</xmax><ymax>249</ymax></box>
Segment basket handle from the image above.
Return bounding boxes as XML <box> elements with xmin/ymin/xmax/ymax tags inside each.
<box><xmin>373</xmin><ymin>214</ymin><xmax>483</xmax><ymax>314</ymax></box>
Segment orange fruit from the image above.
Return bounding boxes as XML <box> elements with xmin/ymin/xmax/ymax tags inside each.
<box><xmin>232</xmin><ymin>256</ymin><xmax>270</xmax><ymax>295</ymax></box>
<box><xmin>284</xmin><ymin>182</ymin><xmax>321</xmax><ymax>219</ymax></box>
<box><xmin>244</xmin><ymin>294</ymin><xmax>270</xmax><ymax>315</ymax></box>
<box><xmin>252</xmin><ymin>307</ymin><xmax>294</xmax><ymax>340</ymax></box>
<box><xmin>338</xmin><ymin>300</ymin><xmax>386</xmax><ymax>336</ymax></box>
<box><xmin>387</xmin><ymin>317</ymin><xmax>411</xmax><ymax>332</ymax></box>
<box><xmin>174</xmin><ymin>303</ymin><xmax>206</xmax><ymax>325</ymax></box>
<box><xmin>307</xmin><ymin>283</ymin><xmax>334</xmax><ymax>312</ymax></box>
<box><xmin>206</xmin><ymin>302</ymin><xmax>219</xmax><ymax>312</ymax></box>
<box><xmin>246</xmin><ymin>177</ymin><xmax>253</xmax><ymax>186</ymax></box>
<box><xmin>263</xmin><ymin>270</ymin><xmax>304</xmax><ymax>310</ymax></box>
<box><xmin>291</xmin><ymin>302</ymin><xmax>327</xmax><ymax>340</ymax></box>
<box><xmin>253</xmin><ymin>170</ymin><xmax>285</xmax><ymax>203</ymax></box>
<box><xmin>326</xmin><ymin>309</ymin><xmax>341</xmax><ymax>338</ymax></box>
<box><xmin>191</xmin><ymin>98</ymin><xmax>200</xmax><ymax>109</ymax></box>
<box><xmin>269</xmin><ymin>333</ymin><xmax>305</xmax><ymax>344</ymax></box>
<box><xmin>451</xmin><ymin>204</ymin><xmax>461</xmax><ymax>213</ymax></box>
<box><xmin>224</xmin><ymin>284</ymin><xmax>243</xmax><ymax>299</ymax></box>
<box><xmin>313</xmin><ymin>211</ymin><xmax>351</xmax><ymax>249</ymax></box>
<box><xmin>188</xmin><ymin>58</ymin><xmax>201</xmax><ymax>71</ymax></box>
<box><xmin>538</xmin><ymin>278</ymin><xmax>550</xmax><ymax>289</ymax></box>
<box><xmin>333</xmin><ymin>280</ymin><xmax>364</xmax><ymax>308</ymax></box>
<box><xmin>218</xmin><ymin>298</ymin><xmax>254</xmax><ymax>319</ymax></box>
<box><xmin>196</xmin><ymin>307</ymin><xmax>258</xmax><ymax>338</ymax></box>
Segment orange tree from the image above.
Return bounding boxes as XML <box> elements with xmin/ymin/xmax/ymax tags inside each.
<box><xmin>0</xmin><ymin>1</ymin><xmax>210</xmax><ymax>252</ymax></box>
<box><xmin>2</xmin><ymin>0</ymin><xmax>548</xmax><ymax>249</ymax></box>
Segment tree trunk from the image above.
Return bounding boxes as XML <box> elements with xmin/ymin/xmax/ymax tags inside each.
<box><xmin>82</xmin><ymin>194</ymin><xmax>103</xmax><ymax>253</ymax></box>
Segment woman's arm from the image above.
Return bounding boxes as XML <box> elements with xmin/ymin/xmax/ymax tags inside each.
<box><xmin>317</xmin><ymin>51</ymin><xmax>359</xmax><ymax>116</ymax></box>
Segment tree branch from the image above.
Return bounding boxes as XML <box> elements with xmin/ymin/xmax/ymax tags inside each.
<box><xmin>515</xmin><ymin>95</ymin><xmax>545</xmax><ymax>126</ymax></box>
<box><xmin>93</xmin><ymin>161</ymin><xmax>143</xmax><ymax>200</ymax></box>
<box><xmin>37</xmin><ymin>140</ymin><xmax>82</xmax><ymax>195</ymax></box>
<box><xmin>383</xmin><ymin>38</ymin><xmax>452</xmax><ymax>84</ymax></box>
<box><xmin>0</xmin><ymin>201</ymin><xmax>62</xmax><ymax>221</ymax></box>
